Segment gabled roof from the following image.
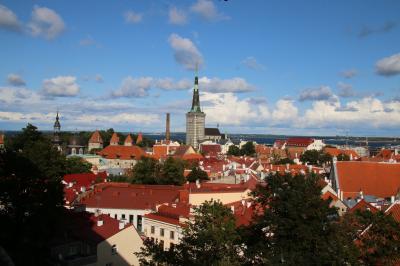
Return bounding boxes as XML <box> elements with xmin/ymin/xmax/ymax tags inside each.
<box><xmin>348</xmin><ymin>199</ymin><xmax>379</xmax><ymax>213</ymax></box>
<box><xmin>322</xmin><ymin>191</ymin><xmax>340</xmax><ymax>202</ymax></box>
<box><xmin>335</xmin><ymin>161</ymin><xmax>400</xmax><ymax>199</ymax></box>
<box><xmin>200</xmin><ymin>144</ymin><xmax>221</xmax><ymax>155</ymax></box>
<box><xmin>324</xmin><ymin>147</ymin><xmax>359</xmax><ymax>158</ymax></box>
<box><xmin>286</xmin><ymin>137</ymin><xmax>314</xmax><ymax>147</ymax></box>
<box><xmin>174</xmin><ymin>145</ymin><xmax>195</xmax><ymax>157</ymax></box>
<box><xmin>89</xmin><ymin>130</ymin><xmax>103</xmax><ymax>144</ymax></box>
<box><xmin>98</xmin><ymin>145</ymin><xmax>145</xmax><ymax>160</ymax></box>
<box><xmin>64</xmin><ymin>172</ymin><xmax>107</xmax><ymax>189</ymax></box>
<box><xmin>385</xmin><ymin>201</ymin><xmax>400</xmax><ymax>223</ymax></box>
<box><xmin>205</xmin><ymin>127</ymin><xmax>221</xmax><ymax>136</ymax></box>
<box><xmin>109</xmin><ymin>132</ymin><xmax>119</xmax><ymax>145</ymax></box>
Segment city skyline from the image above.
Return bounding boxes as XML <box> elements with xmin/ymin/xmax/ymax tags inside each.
<box><xmin>1</xmin><ymin>0</ymin><xmax>400</xmax><ymax>136</ymax></box>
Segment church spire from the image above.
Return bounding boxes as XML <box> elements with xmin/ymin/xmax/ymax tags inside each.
<box><xmin>190</xmin><ymin>66</ymin><xmax>201</xmax><ymax>113</ymax></box>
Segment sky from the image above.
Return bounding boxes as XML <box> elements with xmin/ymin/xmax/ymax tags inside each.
<box><xmin>1</xmin><ymin>0</ymin><xmax>400</xmax><ymax>136</ymax></box>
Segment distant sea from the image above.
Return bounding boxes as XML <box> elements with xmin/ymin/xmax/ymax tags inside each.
<box><xmin>144</xmin><ymin>133</ymin><xmax>400</xmax><ymax>149</ymax></box>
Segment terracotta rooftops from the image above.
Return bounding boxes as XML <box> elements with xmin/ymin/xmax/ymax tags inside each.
<box><xmin>109</xmin><ymin>132</ymin><xmax>119</xmax><ymax>145</ymax></box>
<box><xmin>286</xmin><ymin>137</ymin><xmax>314</xmax><ymax>147</ymax></box>
<box><xmin>98</xmin><ymin>145</ymin><xmax>145</xmax><ymax>160</ymax></box>
<box><xmin>89</xmin><ymin>130</ymin><xmax>103</xmax><ymax>144</ymax></box>
<box><xmin>124</xmin><ymin>134</ymin><xmax>133</xmax><ymax>145</ymax></box>
<box><xmin>348</xmin><ymin>199</ymin><xmax>379</xmax><ymax>213</ymax></box>
<box><xmin>81</xmin><ymin>183</ymin><xmax>182</xmax><ymax>210</ymax></box>
<box><xmin>335</xmin><ymin>161</ymin><xmax>400</xmax><ymax>199</ymax></box>
<box><xmin>386</xmin><ymin>202</ymin><xmax>400</xmax><ymax>223</ymax></box>
<box><xmin>324</xmin><ymin>147</ymin><xmax>359</xmax><ymax>158</ymax></box>
<box><xmin>144</xmin><ymin>203</ymin><xmax>191</xmax><ymax>226</ymax></box>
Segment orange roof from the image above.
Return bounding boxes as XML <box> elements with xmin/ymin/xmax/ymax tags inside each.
<box><xmin>124</xmin><ymin>134</ymin><xmax>133</xmax><ymax>145</ymax></box>
<box><xmin>89</xmin><ymin>130</ymin><xmax>103</xmax><ymax>144</ymax></box>
<box><xmin>349</xmin><ymin>199</ymin><xmax>379</xmax><ymax>213</ymax></box>
<box><xmin>335</xmin><ymin>161</ymin><xmax>400</xmax><ymax>199</ymax></box>
<box><xmin>386</xmin><ymin>202</ymin><xmax>400</xmax><ymax>223</ymax></box>
<box><xmin>153</xmin><ymin>145</ymin><xmax>168</xmax><ymax>160</ymax></box>
<box><xmin>136</xmin><ymin>132</ymin><xmax>143</xmax><ymax>144</ymax></box>
<box><xmin>325</xmin><ymin>147</ymin><xmax>359</xmax><ymax>158</ymax></box>
<box><xmin>98</xmin><ymin>145</ymin><xmax>145</xmax><ymax>160</ymax></box>
<box><xmin>109</xmin><ymin>132</ymin><xmax>119</xmax><ymax>145</ymax></box>
<box><xmin>321</xmin><ymin>191</ymin><xmax>339</xmax><ymax>201</ymax></box>
<box><xmin>182</xmin><ymin>153</ymin><xmax>203</xmax><ymax>161</ymax></box>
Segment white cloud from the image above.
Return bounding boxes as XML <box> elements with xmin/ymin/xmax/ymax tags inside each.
<box><xmin>168</xmin><ymin>33</ymin><xmax>204</xmax><ymax>70</ymax></box>
<box><xmin>242</xmin><ymin>56</ymin><xmax>265</xmax><ymax>71</ymax></box>
<box><xmin>340</xmin><ymin>69</ymin><xmax>358</xmax><ymax>79</ymax></box>
<box><xmin>154</xmin><ymin>78</ymin><xmax>192</xmax><ymax>90</ymax></box>
<box><xmin>112</xmin><ymin>76</ymin><xmax>153</xmax><ymax>98</ymax></box>
<box><xmin>199</xmin><ymin>77</ymin><xmax>254</xmax><ymax>93</ymax></box>
<box><xmin>190</xmin><ymin>0</ymin><xmax>229</xmax><ymax>21</ymax></box>
<box><xmin>42</xmin><ymin>76</ymin><xmax>80</xmax><ymax>97</ymax></box>
<box><xmin>271</xmin><ymin>99</ymin><xmax>298</xmax><ymax>123</ymax></box>
<box><xmin>28</xmin><ymin>6</ymin><xmax>65</xmax><ymax>39</ymax></box>
<box><xmin>376</xmin><ymin>53</ymin><xmax>400</xmax><ymax>76</ymax></box>
<box><xmin>169</xmin><ymin>7</ymin><xmax>187</xmax><ymax>25</ymax></box>
<box><xmin>7</xmin><ymin>73</ymin><xmax>26</xmax><ymax>86</ymax></box>
<box><xmin>299</xmin><ymin>86</ymin><xmax>335</xmax><ymax>102</ymax></box>
<box><xmin>0</xmin><ymin>4</ymin><xmax>21</xmax><ymax>31</ymax></box>
<box><xmin>124</xmin><ymin>10</ymin><xmax>143</xmax><ymax>24</ymax></box>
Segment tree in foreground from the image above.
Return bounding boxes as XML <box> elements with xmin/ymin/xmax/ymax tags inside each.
<box><xmin>241</xmin><ymin>172</ymin><xmax>358</xmax><ymax>265</ymax></box>
<box><xmin>227</xmin><ymin>145</ymin><xmax>241</xmax><ymax>156</ymax></box>
<box><xmin>241</xmin><ymin>141</ymin><xmax>256</xmax><ymax>156</ymax></box>
<box><xmin>136</xmin><ymin>200</ymin><xmax>242</xmax><ymax>266</ymax></box>
<box><xmin>341</xmin><ymin>210</ymin><xmax>400</xmax><ymax>265</ymax></box>
<box><xmin>65</xmin><ymin>156</ymin><xmax>92</xmax><ymax>174</ymax></box>
<box><xmin>300</xmin><ymin>150</ymin><xmax>332</xmax><ymax>166</ymax></box>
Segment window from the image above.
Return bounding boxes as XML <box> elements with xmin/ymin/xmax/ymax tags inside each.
<box><xmin>129</xmin><ymin>214</ymin><xmax>134</xmax><ymax>224</ymax></box>
<box><xmin>137</xmin><ymin>215</ymin><xmax>143</xmax><ymax>231</ymax></box>
<box><xmin>160</xmin><ymin>228</ymin><xmax>164</xmax><ymax>237</ymax></box>
<box><xmin>170</xmin><ymin>243</ymin><xmax>175</xmax><ymax>250</ymax></box>
<box><xmin>114</xmin><ymin>214</ymin><xmax>117</xmax><ymax>219</ymax></box>
<box><xmin>121</xmin><ymin>214</ymin><xmax>125</xmax><ymax>220</ymax></box>
<box><xmin>170</xmin><ymin>231</ymin><xmax>175</xmax><ymax>240</ymax></box>
<box><xmin>111</xmin><ymin>245</ymin><xmax>117</xmax><ymax>255</ymax></box>
<box><xmin>151</xmin><ymin>226</ymin><xmax>155</xmax><ymax>234</ymax></box>
<box><xmin>159</xmin><ymin>240</ymin><xmax>164</xmax><ymax>249</ymax></box>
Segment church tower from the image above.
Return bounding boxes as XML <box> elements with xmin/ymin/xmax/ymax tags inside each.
<box><xmin>52</xmin><ymin>111</ymin><xmax>62</xmax><ymax>151</ymax></box>
<box><xmin>186</xmin><ymin>72</ymin><xmax>205</xmax><ymax>149</ymax></box>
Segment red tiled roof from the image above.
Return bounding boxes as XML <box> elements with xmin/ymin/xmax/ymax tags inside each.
<box><xmin>124</xmin><ymin>134</ymin><xmax>133</xmax><ymax>145</ymax></box>
<box><xmin>64</xmin><ymin>172</ymin><xmax>107</xmax><ymax>189</ymax></box>
<box><xmin>273</xmin><ymin>139</ymin><xmax>286</xmax><ymax>149</ymax></box>
<box><xmin>153</xmin><ymin>145</ymin><xmax>168</xmax><ymax>160</ymax></box>
<box><xmin>110</xmin><ymin>132</ymin><xmax>119</xmax><ymax>145</ymax></box>
<box><xmin>144</xmin><ymin>203</ymin><xmax>191</xmax><ymax>226</ymax></box>
<box><xmin>184</xmin><ymin>177</ymin><xmax>256</xmax><ymax>194</ymax></box>
<box><xmin>286</xmin><ymin>137</ymin><xmax>314</xmax><ymax>147</ymax></box>
<box><xmin>322</xmin><ymin>191</ymin><xmax>339</xmax><ymax>202</ymax></box>
<box><xmin>182</xmin><ymin>153</ymin><xmax>204</xmax><ymax>161</ymax></box>
<box><xmin>89</xmin><ymin>130</ymin><xmax>103</xmax><ymax>144</ymax></box>
<box><xmin>144</xmin><ymin>213</ymin><xmax>182</xmax><ymax>226</ymax></box>
<box><xmin>98</xmin><ymin>145</ymin><xmax>145</xmax><ymax>160</ymax></box>
<box><xmin>81</xmin><ymin>183</ymin><xmax>182</xmax><ymax>210</ymax></box>
<box><xmin>136</xmin><ymin>132</ymin><xmax>143</xmax><ymax>144</ymax></box>
<box><xmin>225</xmin><ymin>200</ymin><xmax>254</xmax><ymax>227</ymax></box>
<box><xmin>200</xmin><ymin>144</ymin><xmax>221</xmax><ymax>155</ymax></box>
<box><xmin>335</xmin><ymin>161</ymin><xmax>400</xmax><ymax>199</ymax></box>
<box><xmin>386</xmin><ymin>202</ymin><xmax>400</xmax><ymax>223</ymax></box>
<box><xmin>349</xmin><ymin>199</ymin><xmax>379</xmax><ymax>213</ymax></box>
<box><xmin>325</xmin><ymin>147</ymin><xmax>359</xmax><ymax>158</ymax></box>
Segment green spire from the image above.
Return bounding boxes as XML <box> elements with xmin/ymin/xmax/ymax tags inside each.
<box><xmin>190</xmin><ymin>66</ymin><xmax>202</xmax><ymax>113</ymax></box>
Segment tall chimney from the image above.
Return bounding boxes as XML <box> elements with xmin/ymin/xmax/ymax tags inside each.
<box><xmin>166</xmin><ymin>113</ymin><xmax>170</xmax><ymax>143</ymax></box>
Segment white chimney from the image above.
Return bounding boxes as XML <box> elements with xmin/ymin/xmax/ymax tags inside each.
<box><xmin>391</xmin><ymin>195</ymin><xmax>395</xmax><ymax>204</ymax></box>
<box><xmin>97</xmin><ymin>219</ymin><xmax>103</xmax><ymax>227</ymax></box>
<box><xmin>286</xmin><ymin>163</ymin><xmax>289</xmax><ymax>170</ymax></box>
<box><xmin>196</xmin><ymin>179</ymin><xmax>201</xmax><ymax>188</ymax></box>
<box><xmin>241</xmin><ymin>199</ymin><xmax>245</xmax><ymax>206</ymax></box>
<box><xmin>80</xmin><ymin>186</ymin><xmax>86</xmax><ymax>192</ymax></box>
<box><xmin>119</xmin><ymin>221</ymin><xmax>125</xmax><ymax>230</ymax></box>
<box><xmin>242</xmin><ymin>163</ymin><xmax>245</xmax><ymax>169</ymax></box>
<box><xmin>230</xmin><ymin>205</ymin><xmax>235</xmax><ymax>213</ymax></box>
<box><xmin>69</xmin><ymin>182</ymin><xmax>73</xmax><ymax>188</ymax></box>
<box><xmin>360</xmin><ymin>190</ymin><xmax>364</xmax><ymax>199</ymax></box>
<box><xmin>246</xmin><ymin>202</ymin><xmax>251</xmax><ymax>208</ymax></box>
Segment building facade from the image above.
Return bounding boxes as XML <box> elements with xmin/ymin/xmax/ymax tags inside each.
<box><xmin>186</xmin><ymin>74</ymin><xmax>205</xmax><ymax>149</ymax></box>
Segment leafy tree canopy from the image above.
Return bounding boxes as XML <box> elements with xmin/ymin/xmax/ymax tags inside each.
<box><xmin>300</xmin><ymin>149</ymin><xmax>332</xmax><ymax>166</ymax></box>
<box><xmin>186</xmin><ymin>166</ymin><xmax>209</xmax><ymax>183</ymax></box>
<box><xmin>65</xmin><ymin>156</ymin><xmax>92</xmax><ymax>174</ymax></box>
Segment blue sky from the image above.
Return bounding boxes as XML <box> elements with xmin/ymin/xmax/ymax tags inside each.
<box><xmin>1</xmin><ymin>0</ymin><xmax>400</xmax><ymax>136</ymax></box>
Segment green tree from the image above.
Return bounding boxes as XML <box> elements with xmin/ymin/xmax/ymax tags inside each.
<box><xmin>131</xmin><ymin>157</ymin><xmax>161</xmax><ymax>184</ymax></box>
<box><xmin>274</xmin><ymin>158</ymin><xmax>294</xmax><ymax>165</ymax></box>
<box><xmin>240</xmin><ymin>141</ymin><xmax>256</xmax><ymax>156</ymax></box>
<box><xmin>65</xmin><ymin>156</ymin><xmax>92</xmax><ymax>174</ymax></box>
<box><xmin>300</xmin><ymin>150</ymin><xmax>332</xmax><ymax>166</ymax></box>
<box><xmin>137</xmin><ymin>200</ymin><xmax>242</xmax><ymax>266</ymax></box>
<box><xmin>241</xmin><ymin>172</ymin><xmax>358</xmax><ymax>265</ymax></box>
<box><xmin>342</xmin><ymin>210</ymin><xmax>400</xmax><ymax>265</ymax></box>
<box><xmin>0</xmin><ymin>152</ymin><xmax>65</xmax><ymax>265</ymax></box>
<box><xmin>186</xmin><ymin>166</ymin><xmax>209</xmax><ymax>183</ymax></box>
<box><xmin>337</xmin><ymin>153</ymin><xmax>350</xmax><ymax>161</ymax></box>
<box><xmin>161</xmin><ymin>157</ymin><xmax>185</xmax><ymax>185</ymax></box>
<box><xmin>227</xmin><ymin>145</ymin><xmax>241</xmax><ymax>156</ymax></box>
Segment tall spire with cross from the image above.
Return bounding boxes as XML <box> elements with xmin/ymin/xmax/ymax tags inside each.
<box><xmin>190</xmin><ymin>63</ymin><xmax>201</xmax><ymax>113</ymax></box>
